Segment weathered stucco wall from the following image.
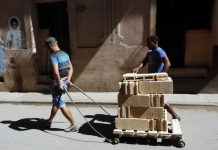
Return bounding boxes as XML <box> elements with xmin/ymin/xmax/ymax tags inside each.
<box><xmin>0</xmin><ymin>0</ymin><xmax>151</xmax><ymax>92</ymax></box>
<box><xmin>72</xmin><ymin>42</ymin><xmax>148</xmax><ymax>92</ymax></box>
<box><xmin>0</xmin><ymin>0</ymin><xmax>217</xmax><ymax>92</ymax></box>
<box><xmin>0</xmin><ymin>0</ymin><xmax>37</xmax><ymax>91</ymax></box>
<box><xmin>69</xmin><ymin>0</ymin><xmax>150</xmax><ymax>91</ymax></box>
<box><xmin>3</xmin><ymin>50</ymin><xmax>37</xmax><ymax>91</ymax></box>
<box><xmin>0</xmin><ymin>0</ymin><xmax>24</xmax><ymax>43</ymax></box>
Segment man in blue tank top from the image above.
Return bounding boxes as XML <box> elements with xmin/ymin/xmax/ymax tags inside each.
<box><xmin>44</xmin><ymin>37</ymin><xmax>78</xmax><ymax>132</ymax></box>
<box><xmin>132</xmin><ymin>35</ymin><xmax>181</xmax><ymax>121</ymax></box>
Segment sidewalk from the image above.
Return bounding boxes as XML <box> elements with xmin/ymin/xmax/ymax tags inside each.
<box><xmin>0</xmin><ymin>92</ymin><xmax>218</xmax><ymax>106</ymax></box>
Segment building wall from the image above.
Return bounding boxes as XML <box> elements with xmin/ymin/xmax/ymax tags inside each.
<box><xmin>67</xmin><ymin>0</ymin><xmax>150</xmax><ymax>91</ymax></box>
<box><xmin>0</xmin><ymin>0</ymin><xmax>37</xmax><ymax>91</ymax></box>
<box><xmin>0</xmin><ymin>0</ymin><xmax>217</xmax><ymax>92</ymax></box>
<box><xmin>0</xmin><ymin>0</ymin><xmax>23</xmax><ymax>39</ymax></box>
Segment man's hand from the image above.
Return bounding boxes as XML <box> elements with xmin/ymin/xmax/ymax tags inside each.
<box><xmin>132</xmin><ymin>67</ymin><xmax>140</xmax><ymax>73</ymax></box>
<box><xmin>59</xmin><ymin>80</ymin><xmax>73</xmax><ymax>92</ymax></box>
<box><xmin>132</xmin><ymin>63</ymin><xmax>143</xmax><ymax>73</ymax></box>
<box><xmin>58</xmin><ymin>84</ymin><xmax>65</xmax><ymax>91</ymax></box>
<box><xmin>67</xmin><ymin>80</ymin><xmax>73</xmax><ymax>86</ymax></box>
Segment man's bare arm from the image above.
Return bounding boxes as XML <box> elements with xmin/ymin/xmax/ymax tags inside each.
<box><xmin>67</xmin><ymin>61</ymin><xmax>73</xmax><ymax>81</ymax></box>
<box><xmin>52</xmin><ymin>64</ymin><xmax>62</xmax><ymax>89</ymax></box>
<box><xmin>132</xmin><ymin>55</ymin><xmax>148</xmax><ymax>73</ymax></box>
<box><xmin>162</xmin><ymin>56</ymin><xmax>171</xmax><ymax>72</ymax></box>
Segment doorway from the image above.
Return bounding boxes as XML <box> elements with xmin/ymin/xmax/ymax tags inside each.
<box><xmin>37</xmin><ymin>1</ymin><xmax>70</xmax><ymax>53</ymax></box>
<box><xmin>156</xmin><ymin>0</ymin><xmax>185</xmax><ymax>68</ymax></box>
<box><xmin>156</xmin><ymin>0</ymin><xmax>213</xmax><ymax>68</ymax></box>
<box><xmin>36</xmin><ymin>1</ymin><xmax>70</xmax><ymax>86</ymax></box>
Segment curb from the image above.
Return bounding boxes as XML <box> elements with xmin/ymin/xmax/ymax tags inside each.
<box><xmin>1</xmin><ymin>100</ymin><xmax>218</xmax><ymax>107</ymax></box>
<box><xmin>0</xmin><ymin>92</ymin><xmax>218</xmax><ymax>107</ymax></box>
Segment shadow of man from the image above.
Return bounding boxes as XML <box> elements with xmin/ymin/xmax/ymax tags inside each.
<box><xmin>1</xmin><ymin>118</ymin><xmax>63</xmax><ymax>131</ymax></box>
<box><xmin>78</xmin><ymin>114</ymin><xmax>115</xmax><ymax>140</ymax></box>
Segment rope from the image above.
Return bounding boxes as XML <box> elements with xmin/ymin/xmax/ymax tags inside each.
<box><xmin>69</xmin><ymin>83</ymin><xmax>111</xmax><ymax>116</ymax></box>
<box><xmin>63</xmin><ymin>86</ymin><xmax>112</xmax><ymax>143</ymax></box>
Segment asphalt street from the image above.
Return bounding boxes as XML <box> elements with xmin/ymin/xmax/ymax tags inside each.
<box><xmin>0</xmin><ymin>104</ymin><xmax>218</xmax><ymax>150</ymax></box>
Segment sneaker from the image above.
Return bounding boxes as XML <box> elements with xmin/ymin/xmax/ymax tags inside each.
<box><xmin>64</xmin><ymin>125</ymin><xmax>78</xmax><ymax>132</ymax></box>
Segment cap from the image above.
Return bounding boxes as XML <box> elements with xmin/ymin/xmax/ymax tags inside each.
<box><xmin>44</xmin><ymin>36</ymin><xmax>57</xmax><ymax>47</ymax></box>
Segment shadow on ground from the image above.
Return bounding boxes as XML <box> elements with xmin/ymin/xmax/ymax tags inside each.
<box><xmin>1</xmin><ymin>116</ymin><xmax>182</xmax><ymax>147</ymax></box>
<box><xmin>78</xmin><ymin>114</ymin><xmax>115</xmax><ymax>140</ymax></box>
<box><xmin>1</xmin><ymin>118</ymin><xmax>63</xmax><ymax>131</ymax></box>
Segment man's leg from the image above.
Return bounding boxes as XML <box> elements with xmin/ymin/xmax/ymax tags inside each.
<box><xmin>47</xmin><ymin>104</ymin><xmax>59</xmax><ymax>127</ymax></box>
<box><xmin>164</xmin><ymin>103</ymin><xmax>181</xmax><ymax>121</ymax></box>
<box><xmin>61</xmin><ymin>106</ymin><xmax>77</xmax><ymax>126</ymax></box>
<box><xmin>61</xmin><ymin>106</ymin><xmax>78</xmax><ymax>132</ymax></box>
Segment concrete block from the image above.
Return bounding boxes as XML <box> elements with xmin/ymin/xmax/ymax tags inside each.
<box><xmin>115</xmin><ymin>118</ymin><xmax>150</xmax><ymax>130</ymax></box>
<box><xmin>134</xmin><ymin>81</ymin><xmax>139</xmax><ymax>95</ymax></box>
<box><xmin>121</xmin><ymin>106</ymin><xmax>126</xmax><ymax>118</ymax></box>
<box><xmin>115</xmin><ymin>118</ymin><xmax>168</xmax><ymax>131</ymax></box>
<box><xmin>156</xmin><ymin>119</ymin><xmax>161</xmax><ymax>131</ymax></box>
<box><xmin>149</xmin><ymin>119</ymin><xmax>155</xmax><ymax>131</ymax></box>
<box><xmin>127</xmin><ymin>81</ymin><xmax>134</xmax><ymax>95</ymax></box>
<box><xmin>118</xmin><ymin>107</ymin><xmax>121</xmax><ymax>118</ymax></box>
<box><xmin>156</xmin><ymin>119</ymin><xmax>168</xmax><ymax>131</ymax></box>
<box><xmin>126</xmin><ymin>106</ymin><xmax>131</xmax><ymax>118</ymax></box>
<box><xmin>118</xmin><ymin>93</ymin><xmax>165</xmax><ymax>107</ymax></box>
<box><xmin>164</xmin><ymin>109</ymin><xmax>168</xmax><ymax>120</ymax></box>
<box><xmin>118</xmin><ymin>94</ymin><xmax>150</xmax><ymax>107</ymax></box>
<box><xmin>161</xmin><ymin>110</ymin><xmax>168</xmax><ymax>131</ymax></box>
<box><xmin>153</xmin><ymin>94</ymin><xmax>159</xmax><ymax>107</ymax></box>
<box><xmin>138</xmin><ymin>77</ymin><xmax>173</xmax><ymax>94</ymax></box>
<box><xmin>119</xmin><ymin>81</ymin><xmax>128</xmax><ymax>95</ymax></box>
<box><xmin>118</xmin><ymin>107</ymin><xmax>166</xmax><ymax>119</ymax></box>
<box><xmin>151</xmin><ymin>94</ymin><xmax>162</xmax><ymax>107</ymax></box>
<box><xmin>150</xmin><ymin>94</ymin><xmax>154</xmax><ymax>107</ymax></box>
<box><xmin>138</xmin><ymin>80</ymin><xmax>150</xmax><ymax>93</ymax></box>
<box><xmin>160</xmin><ymin>94</ymin><xmax>164</xmax><ymax>107</ymax></box>
<box><xmin>162</xmin><ymin>119</ymin><xmax>168</xmax><ymax>131</ymax></box>
<box><xmin>129</xmin><ymin>107</ymin><xmax>165</xmax><ymax>119</ymax></box>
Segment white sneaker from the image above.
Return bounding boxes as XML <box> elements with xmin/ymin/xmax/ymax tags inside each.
<box><xmin>64</xmin><ymin>125</ymin><xmax>78</xmax><ymax>132</ymax></box>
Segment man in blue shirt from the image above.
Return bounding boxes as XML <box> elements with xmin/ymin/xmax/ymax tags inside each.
<box><xmin>132</xmin><ymin>35</ymin><xmax>181</xmax><ymax>121</ymax></box>
<box><xmin>44</xmin><ymin>37</ymin><xmax>78</xmax><ymax>132</ymax></box>
<box><xmin>132</xmin><ymin>35</ymin><xmax>171</xmax><ymax>73</ymax></box>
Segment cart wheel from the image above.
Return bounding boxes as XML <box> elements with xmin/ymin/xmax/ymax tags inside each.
<box><xmin>177</xmin><ymin>140</ymin><xmax>185</xmax><ymax>148</ymax></box>
<box><xmin>112</xmin><ymin>138</ymin><xmax>120</xmax><ymax>145</ymax></box>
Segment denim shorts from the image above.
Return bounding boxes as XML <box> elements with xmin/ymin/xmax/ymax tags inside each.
<box><xmin>50</xmin><ymin>77</ymin><xmax>68</xmax><ymax>109</ymax></box>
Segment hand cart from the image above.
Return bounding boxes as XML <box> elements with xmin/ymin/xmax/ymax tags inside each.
<box><xmin>113</xmin><ymin>119</ymin><xmax>185</xmax><ymax>147</ymax></box>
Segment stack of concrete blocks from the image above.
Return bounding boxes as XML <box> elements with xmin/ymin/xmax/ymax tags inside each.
<box><xmin>115</xmin><ymin>73</ymin><xmax>173</xmax><ymax>132</ymax></box>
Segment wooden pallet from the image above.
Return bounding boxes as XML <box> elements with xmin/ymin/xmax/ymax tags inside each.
<box><xmin>123</xmin><ymin>73</ymin><xmax>168</xmax><ymax>81</ymax></box>
<box><xmin>113</xmin><ymin>119</ymin><xmax>184</xmax><ymax>143</ymax></box>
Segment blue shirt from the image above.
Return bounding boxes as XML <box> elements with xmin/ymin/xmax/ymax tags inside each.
<box><xmin>50</xmin><ymin>50</ymin><xmax>70</xmax><ymax>79</ymax></box>
<box><xmin>142</xmin><ymin>47</ymin><xmax>167</xmax><ymax>73</ymax></box>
